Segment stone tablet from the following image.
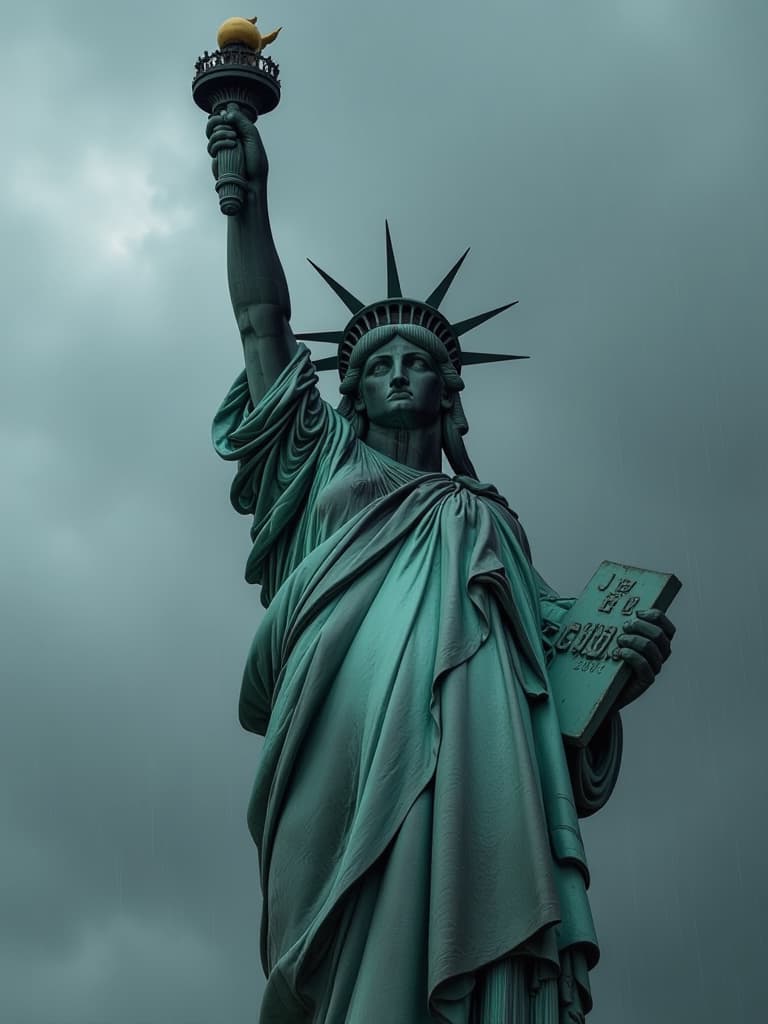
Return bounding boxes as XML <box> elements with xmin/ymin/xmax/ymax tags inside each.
<box><xmin>549</xmin><ymin>561</ymin><xmax>682</xmax><ymax>747</ymax></box>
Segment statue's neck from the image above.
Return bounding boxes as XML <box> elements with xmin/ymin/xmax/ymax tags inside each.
<box><xmin>364</xmin><ymin>421</ymin><xmax>443</xmax><ymax>473</ymax></box>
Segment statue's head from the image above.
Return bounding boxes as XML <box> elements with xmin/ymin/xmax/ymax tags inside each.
<box><xmin>296</xmin><ymin>224</ymin><xmax>527</xmax><ymax>474</ymax></box>
<box><xmin>336</xmin><ymin>323</ymin><xmax>475</xmax><ymax>474</ymax></box>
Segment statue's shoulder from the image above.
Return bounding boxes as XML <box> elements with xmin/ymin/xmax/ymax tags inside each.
<box><xmin>458</xmin><ymin>477</ymin><xmax>533</xmax><ymax>562</ymax></box>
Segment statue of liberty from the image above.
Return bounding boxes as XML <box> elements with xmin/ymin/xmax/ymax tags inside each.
<box><xmin>204</xmin><ymin>100</ymin><xmax>675</xmax><ymax>1024</ymax></box>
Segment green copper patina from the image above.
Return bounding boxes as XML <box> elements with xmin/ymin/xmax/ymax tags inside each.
<box><xmin>196</xmin><ymin>36</ymin><xmax>676</xmax><ymax>1024</ymax></box>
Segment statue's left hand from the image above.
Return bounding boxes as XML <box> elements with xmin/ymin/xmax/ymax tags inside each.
<box><xmin>614</xmin><ymin>609</ymin><xmax>676</xmax><ymax>710</ymax></box>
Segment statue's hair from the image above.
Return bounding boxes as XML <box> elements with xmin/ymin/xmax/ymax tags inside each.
<box><xmin>336</xmin><ymin>324</ymin><xmax>478</xmax><ymax>479</ymax></box>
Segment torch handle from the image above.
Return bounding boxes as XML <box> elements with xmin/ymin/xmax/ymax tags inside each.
<box><xmin>215</xmin><ymin>101</ymin><xmax>252</xmax><ymax>217</ymax></box>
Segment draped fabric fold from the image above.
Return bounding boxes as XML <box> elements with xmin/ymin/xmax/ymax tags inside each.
<box><xmin>213</xmin><ymin>347</ymin><xmax>609</xmax><ymax>1023</ymax></box>
<box><xmin>567</xmin><ymin>714</ymin><xmax>624</xmax><ymax>819</ymax></box>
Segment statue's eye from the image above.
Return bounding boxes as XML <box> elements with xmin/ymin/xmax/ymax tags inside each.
<box><xmin>409</xmin><ymin>356</ymin><xmax>430</xmax><ymax>370</ymax></box>
<box><xmin>367</xmin><ymin>360</ymin><xmax>388</xmax><ymax>375</ymax></box>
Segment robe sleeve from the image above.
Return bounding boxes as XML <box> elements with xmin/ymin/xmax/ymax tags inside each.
<box><xmin>211</xmin><ymin>345</ymin><xmax>335</xmax><ymax>598</ymax></box>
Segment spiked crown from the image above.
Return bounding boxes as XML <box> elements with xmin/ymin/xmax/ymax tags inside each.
<box><xmin>296</xmin><ymin>223</ymin><xmax>527</xmax><ymax>379</ymax></box>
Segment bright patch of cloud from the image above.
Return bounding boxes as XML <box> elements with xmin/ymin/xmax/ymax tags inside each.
<box><xmin>9</xmin><ymin>145</ymin><xmax>190</xmax><ymax>268</ymax></box>
<box><xmin>2</xmin><ymin>28</ymin><xmax>191</xmax><ymax>271</ymax></box>
<box><xmin>82</xmin><ymin>148</ymin><xmax>186</xmax><ymax>259</ymax></box>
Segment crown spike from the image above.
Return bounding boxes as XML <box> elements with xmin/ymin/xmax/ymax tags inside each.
<box><xmin>451</xmin><ymin>301</ymin><xmax>518</xmax><ymax>337</ymax></box>
<box><xmin>425</xmin><ymin>248</ymin><xmax>470</xmax><ymax>309</ymax></box>
<box><xmin>385</xmin><ymin>221</ymin><xmax>402</xmax><ymax>299</ymax></box>
<box><xmin>294</xmin><ymin>330</ymin><xmax>345</xmax><ymax>344</ymax></box>
<box><xmin>311</xmin><ymin>355</ymin><xmax>340</xmax><ymax>372</ymax></box>
<box><xmin>460</xmin><ymin>351</ymin><xmax>529</xmax><ymax>365</ymax></box>
<box><xmin>307</xmin><ymin>259</ymin><xmax>365</xmax><ymax>314</ymax></box>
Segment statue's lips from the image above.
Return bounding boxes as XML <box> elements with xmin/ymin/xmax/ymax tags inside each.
<box><xmin>388</xmin><ymin>390</ymin><xmax>413</xmax><ymax>400</ymax></box>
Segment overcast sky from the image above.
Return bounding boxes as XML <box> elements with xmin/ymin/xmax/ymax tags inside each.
<box><xmin>1</xmin><ymin>1</ymin><xmax>766</xmax><ymax>1021</ymax></box>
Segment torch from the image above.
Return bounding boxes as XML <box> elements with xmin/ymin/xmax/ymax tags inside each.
<box><xmin>192</xmin><ymin>17</ymin><xmax>282</xmax><ymax>216</ymax></box>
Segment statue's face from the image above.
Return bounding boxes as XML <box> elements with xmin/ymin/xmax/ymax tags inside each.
<box><xmin>359</xmin><ymin>336</ymin><xmax>445</xmax><ymax>429</ymax></box>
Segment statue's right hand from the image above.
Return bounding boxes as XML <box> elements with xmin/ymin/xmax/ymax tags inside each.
<box><xmin>206</xmin><ymin>104</ymin><xmax>268</xmax><ymax>186</ymax></box>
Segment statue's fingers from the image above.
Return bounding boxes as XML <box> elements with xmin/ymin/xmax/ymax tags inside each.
<box><xmin>206</xmin><ymin>113</ymin><xmax>228</xmax><ymax>138</ymax></box>
<box><xmin>207</xmin><ymin>126</ymin><xmax>238</xmax><ymax>146</ymax></box>
<box><xmin>621</xmin><ymin>619</ymin><xmax>671</xmax><ymax>661</ymax></box>
<box><xmin>208</xmin><ymin>123</ymin><xmax>236</xmax><ymax>138</ymax></box>
<box><xmin>617</xmin><ymin>646</ymin><xmax>655</xmax><ymax>688</ymax></box>
<box><xmin>207</xmin><ymin>136</ymin><xmax>237</xmax><ymax>158</ymax></box>
<box><xmin>618</xmin><ymin>634</ymin><xmax>663</xmax><ymax>675</ymax></box>
<box><xmin>207</xmin><ymin>139</ymin><xmax>237</xmax><ymax>155</ymax></box>
<box><xmin>637</xmin><ymin>608</ymin><xmax>676</xmax><ymax>639</ymax></box>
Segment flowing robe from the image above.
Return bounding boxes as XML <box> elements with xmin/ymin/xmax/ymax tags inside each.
<box><xmin>213</xmin><ymin>347</ymin><xmax>615</xmax><ymax>1024</ymax></box>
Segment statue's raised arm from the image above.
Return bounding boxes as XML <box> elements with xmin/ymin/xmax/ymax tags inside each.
<box><xmin>206</xmin><ymin>107</ymin><xmax>297</xmax><ymax>405</ymax></box>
